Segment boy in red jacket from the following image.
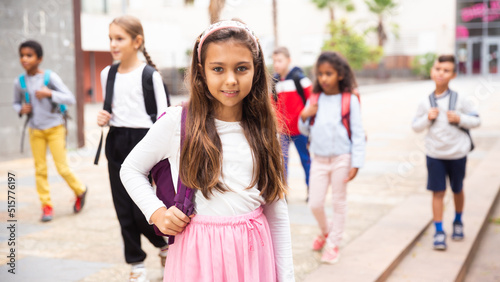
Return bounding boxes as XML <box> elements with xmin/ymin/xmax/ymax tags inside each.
<box><xmin>272</xmin><ymin>47</ymin><xmax>312</xmax><ymax>200</ymax></box>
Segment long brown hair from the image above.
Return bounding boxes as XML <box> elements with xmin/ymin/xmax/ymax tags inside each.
<box><xmin>110</xmin><ymin>15</ymin><xmax>158</xmax><ymax>70</ymax></box>
<box><xmin>180</xmin><ymin>22</ymin><xmax>287</xmax><ymax>202</ymax></box>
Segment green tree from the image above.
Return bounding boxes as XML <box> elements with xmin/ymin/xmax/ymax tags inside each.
<box><xmin>411</xmin><ymin>53</ymin><xmax>437</xmax><ymax>79</ymax></box>
<box><xmin>312</xmin><ymin>0</ymin><xmax>355</xmax><ymax>21</ymax></box>
<box><xmin>364</xmin><ymin>0</ymin><xmax>398</xmax><ymax>46</ymax></box>
<box><xmin>322</xmin><ymin>19</ymin><xmax>382</xmax><ymax>70</ymax></box>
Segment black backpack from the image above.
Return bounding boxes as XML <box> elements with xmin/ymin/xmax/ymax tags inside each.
<box><xmin>94</xmin><ymin>64</ymin><xmax>171</xmax><ymax>164</ymax></box>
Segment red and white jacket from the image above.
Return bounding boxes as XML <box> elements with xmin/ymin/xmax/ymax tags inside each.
<box><xmin>273</xmin><ymin>67</ymin><xmax>312</xmax><ymax>136</ymax></box>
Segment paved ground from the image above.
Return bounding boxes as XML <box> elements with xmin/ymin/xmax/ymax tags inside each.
<box><xmin>0</xmin><ymin>76</ymin><xmax>499</xmax><ymax>281</ymax></box>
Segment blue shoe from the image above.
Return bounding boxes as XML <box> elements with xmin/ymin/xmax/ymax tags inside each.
<box><xmin>433</xmin><ymin>231</ymin><xmax>447</xmax><ymax>250</ymax></box>
<box><xmin>452</xmin><ymin>221</ymin><xmax>464</xmax><ymax>241</ymax></box>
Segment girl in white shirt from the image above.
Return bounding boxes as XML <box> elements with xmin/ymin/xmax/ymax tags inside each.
<box><xmin>298</xmin><ymin>51</ymin><xmax>366</xmax><ymax>265</ymax></box>
<box><xmin>120</xmin><ymin>20</ymin><xmax>294</xmax><ymax>282</ymax></box>
<box><xmin>96</xmin><ymin>15</ymin><xmax>168</xmax><ymax>281</ymax></box>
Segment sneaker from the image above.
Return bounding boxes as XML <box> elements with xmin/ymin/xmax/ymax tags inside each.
<box><xmin>433</xmin><ymin>231</ymin><xmax>447</xmax><ymax>250</ymax></box>
<box><xmin>452</xmin><ymin>221</ymin><xmax>464</xmax><ymax>241</ymax></box>
<box><xmin>159</xmin><ymin>245</ymin><xmax>168</xmax><ymax>267</ymax></box>
<box><xmin>321</xmin><ymin>244</ymin><xmax>340</xmax><ymax>264</ymax></box>
<box><xmin>41</xmin><ymin>205</ymin><xmax>53</xmax><ymax>222</ymax></box>
<box><xmin>129</xmin><ymin>267</ymin><xmax>149</xmax><ymax>282</ymax></box>
<box><xmin>159</xmin><ymin>254</ymin><xmax>166</xmax><ymax>268</ymax></box>
<box><xmin>312</xmin><ymin>234</ymin><xmax>328</xmax><ymax>251</ymax></box>
<box><xmin>74</xmin><ymin>187</ymin><xmax>88</xmax><ymax>213</ymax></box>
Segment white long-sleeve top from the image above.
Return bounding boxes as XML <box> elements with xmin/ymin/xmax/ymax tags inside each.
<box><xmin>411</xmin><ymin>90</ymin><xmax>480</xmax><ymax>160</ymax></box>
<box><xmin>120</xmin><ymin>106</ymin><xmax>295</xmax><ymax>281</ymax></box>
<box><xmin>298</xmin><ymin>93</ymin><xmax>366</xmax><ymax>168</ymax></box>
<box><xmin>100</xmin><ymin>63</ymin><xmax>167</xmax><ymax>128</ymax></box>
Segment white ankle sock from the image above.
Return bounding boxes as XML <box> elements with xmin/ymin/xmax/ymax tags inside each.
<box><xmin>131</xmin><ymin>262</ymin><xmax>145</xmax><ymax>270</ymax></box>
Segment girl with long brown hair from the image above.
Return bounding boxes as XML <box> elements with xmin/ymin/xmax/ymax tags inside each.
<box><xmin>96</xmin><ymin>15</ymin><xmax>169</xmax><ymax>281</ymax></box>
<box><xmin>121</xmin><ymin>20</ymin><xmax>294</xmax><ymax>281</ymax></box>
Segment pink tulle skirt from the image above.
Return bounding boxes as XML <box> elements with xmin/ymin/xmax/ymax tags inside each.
<box><xmin>164</xmin><ymin>207</ymin><xmax>276</xmax><ymax>282</ymax></box>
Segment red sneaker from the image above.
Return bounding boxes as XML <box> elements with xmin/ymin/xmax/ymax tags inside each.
<box><xmin>74</xmin><ymin>187</ymin><xmax>88</xmax><ymax>213</ymax></box>
<box><xmin>41</xmin><ymin>205</ymin><xmax>53</xmax><ymax>222</ymax></box>
<box><xmin>312</xmin><ymin>234</ymin><xmax>328</xmax><ymax>251</ymax></box>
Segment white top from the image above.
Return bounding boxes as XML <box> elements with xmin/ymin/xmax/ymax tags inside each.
<box><xmin>411</xmin><ymin>91</ymin><xmax>480</xmax><ymax>159</ymax></box>
<box><xmin>100</xmin><ymin>63</ymin><xmax>168</xmax><ymax>128</ymax></box>
<box><xmin>120</xmin><ymin>106</ymin><xmax>295</xmax><ymax>281</ymax></box>
<box><xmin>298</xmin><ymin>93</ymin><xmax>366</xmax><ymax>168</ymax></box>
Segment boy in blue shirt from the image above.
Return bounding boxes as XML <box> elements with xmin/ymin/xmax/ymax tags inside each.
<box><xmin>13</xmin><ymin>40</ymin><xmax>88</xmax><ymax>222</ymax></box>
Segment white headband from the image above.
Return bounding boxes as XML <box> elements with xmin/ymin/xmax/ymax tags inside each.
<box><xmin>197</xmin><ymin>20</ymin><xmax>259</xmax><ymax>62</ymax></box>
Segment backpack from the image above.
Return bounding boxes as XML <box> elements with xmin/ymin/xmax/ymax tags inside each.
<box><xmin>309</xmin><ymin>90</ymin><xmax>361</xmax><ymax>140</ymax></box>
<box><xmin>428</xmin><ymin>90</ymin><xmax>474</xmax><ymax>151</ymax></box>
<box><xmin>150</xmin><ymin>106</ymin><xmax>194</xmax><ymax>244</ymax></box>
<box><xmin>93</xmin><ymin>64</ymin><xmax>171</xmax><ymax>164</ymax></box>
<box><xmin>272</xmin><ymin>70</ymin><xmax>307</xmax><ymax>106</ymax></box>
<box><xmin>18</xmin><ymin>70</ymin><xmax>69</xmax><ymax>153</ymax></box>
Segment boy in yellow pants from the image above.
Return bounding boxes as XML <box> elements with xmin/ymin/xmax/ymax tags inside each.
<box><xmin>13</xmin><ymin>40</ymin><xmax>87</xmax><ymax>222</ymax></box>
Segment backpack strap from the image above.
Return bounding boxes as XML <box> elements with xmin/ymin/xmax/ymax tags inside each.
<box><xmin>308</xmin><ymin>92</ymin><xmax>321</xmax><ymax>126</ymax></box>
<box><xmin>173</xmin><ymin>106</ymin><xmax>195</xmax><ymax>215</ymax></box>
<box><xmin>142</xmin><ymin>65</ymin><xmax>158</xmax><ymax>124</ymax></box>
<box><xmin>43</xmin><ymin>70</ymin><xmax>51</xmax><ymax>86</ymax></box>
<box><xmin>104</xmin><ymin>64</ymin><xmax>119</xmax><ymax>114</ymax></box>
<box><xmin>428</xmin><ymin>93</ymin><xmax>438</xmax><ymax>108</ymax></box>
<box><xmin>94</xmin><ymin>64</ymin><xmax>119</xmax><ymax>165</ymax></box>
<box><xmin>448</xmin><ymin>90</ymin><xmax>458</xmax><ymax>111</ymax></box>
<box><xmin>164</xmin><ymin>83</ymin><xmax>171</xmax><ymax>107</ymax></box>
<box><xmin>292</xmin><ymin>73</ymin><xmax>306</xmax><ymax>106</ymax></box>
<box><xmin>449</xmin><ymin>90</ymin><xmax>474</xmax><ymax>151</ymax></box>
<box><xmin>18</xmin><ymin>74</ymin><xmax>32</xmax><ymax>153</ymax></box>
<box><xmin>341</xmin><ymin>92</ymin><xmax>352</xmax><ymax>140</ymax></box>
<box><xmin>19</xmin><ymin>74</ymin><xmax>30</xmax><ymax>104</ymax></box>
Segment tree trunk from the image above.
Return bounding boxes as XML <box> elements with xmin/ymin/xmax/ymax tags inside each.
<box><xmin>377</xmin><ymin>15</ymin><xmax>387</xmax><ymax>47</ymax></box>
<box><xmin>209</xmin><ymin>0</ymin><xmax>225</xmax><ymax>24</ymax></box>
<box><xmin>329</xmin><ymin>6</ymin><xmax>334</xmax><ymax>21</ymax></box>
<box><xmin>273</xmin><ymin>0</ymin><xmax>278</xmax><ymax>47</ymax></box>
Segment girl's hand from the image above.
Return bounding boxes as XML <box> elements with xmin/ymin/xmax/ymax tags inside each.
<box><xmin>20</xmin><ymin>104</ymin><xmax>32</xmax><ymax>115</ymax></box>
<box><xmin>35</xmin><ymin>86</ymin><xmax>52</xmax><ymax>99</ymax></box>
<box><xmin>300</xmin><ymin>104</ymin><xmax>319</xmax><ymax>122</ymax></box>
<box><xmin>447</xmin><ymin>111</ymin><xmax>460</xmax><ymax>124</ymax></box>
<box><xmin>428</xmin><ymin>108</ymin><xmax>439</xmax><ymax>121</ymax></box>
<box><xmin>150</xmin><ymin>206</ymin><xmax>194</xmax><ymax>236</ymax></box>
<box><xmin>97</xmin><ymin>110</ymin><xmax>112</xmax><ymax>126</ymax></box>
<box><xmin>344</xmin><ymin>167</ymin><xmax>358</xmax><ymax>183</ymax></box>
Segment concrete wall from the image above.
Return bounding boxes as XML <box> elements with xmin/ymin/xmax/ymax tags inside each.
<box><xmin>0</xmin><ymin>0</ymin><xmax>78</xmax><ymax>159</ymax></box>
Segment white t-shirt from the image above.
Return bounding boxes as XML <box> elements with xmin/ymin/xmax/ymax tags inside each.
<box><xmin>120</xmin><ymin>106</ymin><xmax>294</xmax><ymax>281</ymax></box>
<box><xmin>100</xmin><ymin>63</ymin><xmax>168</xmax><ymax>128</ymax></box>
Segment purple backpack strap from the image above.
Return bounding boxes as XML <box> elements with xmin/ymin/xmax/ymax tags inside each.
<box><xmin>152</xmin><ymin>106</ymin><xmax>194</xmax><ymax>245</ymax></box>
<box><xmin>173</xmin><ymin>106</ymin><xmax>195</xmax><ymax>215</ymax></box>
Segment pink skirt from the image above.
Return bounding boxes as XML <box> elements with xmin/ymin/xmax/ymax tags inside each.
<box><xmin>164</xmin><ymin>207</ymin><xmax>276</xmax><ymax>282</ymax></box>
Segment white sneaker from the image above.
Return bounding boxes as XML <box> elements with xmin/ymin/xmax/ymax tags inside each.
<box><xmin>129</xmin><ymin>267</ymin><xmax>149</xmax><ymax>282</ymax></box>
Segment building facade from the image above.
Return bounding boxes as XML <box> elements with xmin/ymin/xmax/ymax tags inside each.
<box><xmin>456</xmin><ymin>0</ymin><xmax>500</xmax><ymax>75</ymax></box>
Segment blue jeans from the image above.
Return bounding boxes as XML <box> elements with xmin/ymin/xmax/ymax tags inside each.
<box><xmin>280</xmin><ymin>134</ymin><xmax>311</xmax><ymax>187</ymax></box>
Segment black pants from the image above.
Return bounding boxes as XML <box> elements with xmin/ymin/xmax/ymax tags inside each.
<box><xmin>105</xmin><ymin>126</ymin><xmax>166</xmax><ymax>264</ymax></box>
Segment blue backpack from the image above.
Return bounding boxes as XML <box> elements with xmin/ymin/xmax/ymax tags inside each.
<box><xmin>18</xmin><ymin>70</ymin><xmax>69</xmax><ymax>153</ymax></box>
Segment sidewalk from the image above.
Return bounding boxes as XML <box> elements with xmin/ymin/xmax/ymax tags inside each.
<box><xmin>0</xmin><ymin>76</ymin><xmax>499</xmax><ymax>281</ymax></box>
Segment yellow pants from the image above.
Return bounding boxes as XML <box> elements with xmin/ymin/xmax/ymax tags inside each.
<box><xmin>29</xmin><ymin>124</ymin><xmax>86</xmax><ymax>207</ymax></box>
